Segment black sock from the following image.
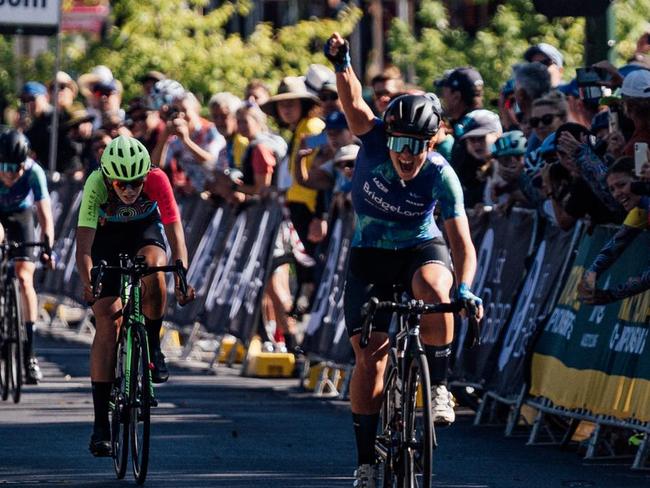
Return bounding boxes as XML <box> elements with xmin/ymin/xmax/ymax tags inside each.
<box><xmin>91</xmin><ymin>381</ymin><xmax>112</xmax><ymax>434</ymax></box>
<box><xmin>424</xmin><ymin>344</ymin><xmax>452</xmax><ymax>386</ymax></box>
<box><xmin>144</xmin><ymin>316</ymin><xmax>163</xmax><ymax>352</ymax></box>
<box><xmin>24</xmin><ymin>321</ymin><xmax>35</xmax><ymax>358</ymax></box>
<box><xmin>352</xmin><ymin>413</ymin><xmax>379</xmax><ymax>465</ymax></box>
<box><xmin>283</xmin><ymin>332</ymin><xmax>297</xmax><ymax>352</ymax></box>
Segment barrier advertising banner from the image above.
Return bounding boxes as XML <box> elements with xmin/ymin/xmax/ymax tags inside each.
<box><xmin>302</xmin><ymin>203</ymin><xmax>355</xmax><ymax>364</ymax></box>
<box><xmin>488</xmin><ymin>222</ymin><xmax>582</xmax><ymax>398</ymax></box>
<box><xmin>530</xmin><ymin>226</ymin><xmax>650</xmax><ymax>422</ymax></box>
<box><xmin>453</xmin><ymin>209</ymin><xmax>537</xmax><ymax>386</ymax></box>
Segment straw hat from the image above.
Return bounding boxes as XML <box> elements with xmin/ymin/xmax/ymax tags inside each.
<box><xmin>64</xmin><ymin>104</ymin><xmax>94</xmax><ymax>128</ymax></box>
<box><xmin>78</xmin><ymin>65</ymin><xmax>123</xmax><ymax>99</ymax></box>
<box><xmin>260</xmin><ymin>76</ymin><xmax>320</xmax><ymax>118</ymax></box>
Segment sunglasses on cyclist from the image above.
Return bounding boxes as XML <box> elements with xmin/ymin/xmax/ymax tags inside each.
<box><xmin>0</xmin><ymin>163</ymin><xmax>21</xmax><ymax>173</ymax></box>
<box><xmin>529</xmin><ymin>113</ymin><xmax>559</xmax><ymax>128</ymax></box>
<box><xmin>111</xmin><ymin>177</ymin><xmax>145</xmax><ymax>191</ymax></box>
<box><xmin>387</xmin><ymin>135</ymin><xmax>428</xmax><ymax>155</ymax></box>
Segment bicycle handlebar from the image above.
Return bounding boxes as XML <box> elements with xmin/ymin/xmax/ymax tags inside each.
<box><xmin>91</xmin><ymin>258</ymin><xmax>189</xmax><ymax>299</ymax></box>
<box><xmin>359</xmin><ymin>297</ymin><xmax>480</xmax><ymax>350</ymax></box>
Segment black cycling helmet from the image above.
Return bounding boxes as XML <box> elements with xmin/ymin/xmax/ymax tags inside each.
<box><xmin>383</xmin><ymin>93</ymin><xmax>442</xmax><ymax>139</ymax></box>
<box><xmin>0</xmin><ymin>129</ymin><xmax>29</xmax><ymax>169</ymax></box>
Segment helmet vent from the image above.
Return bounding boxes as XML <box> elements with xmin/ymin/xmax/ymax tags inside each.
<box><xmin>111</xmin><ymin>162</ymin><xmax>120</xmax><ymax>177</ymax></box>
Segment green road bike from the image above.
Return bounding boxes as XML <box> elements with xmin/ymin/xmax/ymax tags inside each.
<box><xmin>0</xmin><ymin>240</ymin><xmax>50</xmax><ymax>404</ymax></box>
<box><xmin>92</xmin><ymin>254</ymin><xmax>188</xmax><ymax>485</ymax></box>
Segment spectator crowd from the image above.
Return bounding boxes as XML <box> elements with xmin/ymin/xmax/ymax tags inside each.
<box><xmin>3</xmin><ymin>30</ymin><xmax>650</xmax><ymax>348</ymax></box>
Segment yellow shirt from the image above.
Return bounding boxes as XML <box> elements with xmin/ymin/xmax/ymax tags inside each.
<box><xmin>286</xmin><ymin>117</ymin><xmax>326</xmax><ymax>212</ymax></box>
<box><xmin>232</xmin><ymin>133</ymin><xmax>249</xmax><ymax>170</ymax></box>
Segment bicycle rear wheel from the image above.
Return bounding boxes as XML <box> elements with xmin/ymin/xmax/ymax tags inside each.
<box><xmin>111</xmin><ymin>330</ymin><xmax>129</xmax><ymax>479</ymax></box>
<box><xmin>130</xmin><ymin>325</ymin><xmax>151</xmax><ymax>485</ymax></box>
<box><xmin>7</xmin><ymin>279</ymin><xmax>22</xmax><ymax>403</ymax></box>
<box><xmin>377</xmin><ymin>349</ymin><xmax>403</xmax><ymax>488</ymax></box>
<box><xmin>402</xmin><ymin>352</ymin><xmax>433</xmax><ymax>488</ymax></box>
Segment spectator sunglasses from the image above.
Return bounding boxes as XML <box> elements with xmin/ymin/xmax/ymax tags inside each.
<box><xmin>529</xmin><ymin>113</ymin><xmax>560</xmax><ymax>128</ymax></box>
<box><xmin>387</xmin><ymin>135</ymin><xmax>428</xmax><ymax>154</ymax></box>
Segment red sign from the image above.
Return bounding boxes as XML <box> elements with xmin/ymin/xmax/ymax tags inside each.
<box><xmin>61</xmin><ymin>1</ymin><xmax>109</xmax><ymax>35</ymax></box>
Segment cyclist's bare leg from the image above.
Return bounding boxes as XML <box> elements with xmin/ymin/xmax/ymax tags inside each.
<box><xmin>89</xmin><ymin>296</ymin><xmax>122</xmax><ymax>453</ymax></box>
<box><xmin>138</xmin><ymin>244</ymin><xmax>170</xmax><ymax>382</ymax></box>
<box><xmin>349</xmin><ymin>333</ymin><xmax>390</xmax><ymax>414</ymax></box>
<box><xmin>139</xmin><ymin>245</ymin><xmax>167</xmax><ymax>319</ymax></box>
<box><xmin>267</xmin><ymin>263</ymin><xmax>297</xmax><ymax>347</ymax></box>
<box><xmin>411</xmin><ymin>262</ymin><xmax>454</xmax><ymax>346</ymax></box>
<box><xmin>15</xmin><ymin>260</ymin><xmax>37</xmax><ymax>324</ymax></box>
<box><xmin>349</xmin><ymin>332</ymin><xmax>390</xmax><ymax>468</ymax></box>
<box><xmin>90</xmin><ymin>297</ymin><xmax>123</xmax><ymax>381</ymax></box>
<box><xmin>411</xmin><ymin>262</ymin><xmax>456</xmax><ymax>422</ymax></box>
<box><xmin>15</xmin><ymin>260</ymin><xmax>39</xmax><ymax>375</ymax></box>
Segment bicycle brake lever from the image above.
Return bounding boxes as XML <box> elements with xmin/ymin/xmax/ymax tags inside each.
<box><xmin>359</xmin><ymin>297</ymin><xmax>378</xmax><ymax>349</ymax></box>
<box><xmin>175</xmin><ymin>259</ymin><xmax>188</xmax><ymax>297</ymax></box>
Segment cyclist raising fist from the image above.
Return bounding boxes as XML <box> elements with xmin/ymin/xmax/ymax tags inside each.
<box><xmin>75</xmin><ymin>135</ymin><xmax>195</xmax><ymax>457</ymax></box>
<box><xmin>324</xmin><ymin>33</ymin><xmax>483</xmax><ymax>487</ymax></box>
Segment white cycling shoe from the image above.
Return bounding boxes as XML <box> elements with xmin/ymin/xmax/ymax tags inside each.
<box><xmin>353</xmin><ymin>463</ymin><xmax>378</xmax><ymax>488</ymax></box>
<box><xmin>431</xmin><ymin>384</ymin><xmax>455</xmax><ymax>425</ymax></box>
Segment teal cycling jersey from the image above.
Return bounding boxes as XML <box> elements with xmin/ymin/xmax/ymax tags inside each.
<box><xmin>350</xmin><ymin>119</ymin><xmax>465</xmax><ymax>249</ymax></box>
<box><xmin>0</xmin><ymin>159</ymin><xmax>49</xmax><ymax>213</ymax></box>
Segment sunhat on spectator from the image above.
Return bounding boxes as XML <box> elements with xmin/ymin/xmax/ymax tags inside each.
<box><xmin>260</xmin><ymin>76</ymin><xmax>320</xmax><ymax>118</ymax></box>
<box><xmin>621</xmin><ymin>69</ymin><xmax>650</xmax><ymax>98</ymax></box>
<box><xmin>78</xmin><ymin>65</ymin><xmax>123</xmax><ymax>99</ymax></box>
<box><xmin>325</xmin><ymin>111</ymin><xmax>348</xmax><ymax>130</ymax></box>
<box><xmin>333</xmin><ymin>144</ymin><xmax>359</xmax><ymax>165</ymax></box>
<box><xmin>524</xmin><ymin>43</ymin><xmax>564</xmax><ymax>68</ymax></box>
<box><xmin>21</xmin><ymin>81</ymin><xmax>47</xmax><ymax>98</ymax></box>
<box><xmin>64</xmin><ymin>105</ymin><xmax>95</xmax><ymax>129</ymax></box>
<box><xmin>138</xmin><ymin>70</ymin><xmax>165</xmax><ymax>84</ymax></box>
<box><xmin>458</xmin><ymin>109</ymin><xmax>502</xmax><ymax>139</ymax></box>
<box><xmin>305</xmin><ymin>64</ymin><xmax>335</xmax><ymax>96</ymax></box>
<box><xmin>49</xmin><ymin>71</ymin><xmax>78</xmax><ymax>97</ymax></box>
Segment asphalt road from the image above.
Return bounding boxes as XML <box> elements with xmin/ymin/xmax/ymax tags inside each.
<box><xmin>0</xmin><ymin>332</ymin><xmax>648</xmax><ymax>488</ymax></box>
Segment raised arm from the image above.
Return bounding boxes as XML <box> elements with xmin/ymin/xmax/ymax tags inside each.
<box><xmin>325</xmin><ymin>33</ymin><xmax>375</xmax><ymax>136</ymax></box>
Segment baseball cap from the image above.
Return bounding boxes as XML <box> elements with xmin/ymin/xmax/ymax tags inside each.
<box><xmin>458</xmin><ymin>109</ymin><xmax>502</xmax><ymax>139</ymax></box>
<box><xmin>325</xmin><ymin>111</ymin><xmax>348</xmax><ymax>130</ymax></box>
<box><xmin>21</xmin><ymin>81</ymin><xmax>47</xmax><ymax>97</ymax></box>
<box><xmin>621</xmin><ymin>69</ymin><xmax>650</xmax><ymax>98</ymax></box>
<box><xmin>435</xmin><ymin>67</ymin><xmax>484</xmax><ymax>99</ymax></box>
<box><xmin>524</xmin><ymin>43</ymin><xmax>564</xmax><ymax>68</ymax></box>
<box><xmin>590</xmin><ymin>111</ymin><xmax>610</xmax><ymax>132</ymax></box>
<box><xmin>305</xmin><ymin>64</ymin><xmax>335</xmax><ymax>96</ymax></box>
<box><xmin>558</xmin><ymin>79</ymin><xmax>579</xmax><ymax>98</ymax></box>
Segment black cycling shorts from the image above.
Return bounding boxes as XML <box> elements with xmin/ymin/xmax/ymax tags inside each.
<box><xmin>91</xmin><ymin>215</ymin><xmax>166</xmax><ymax>299</ymax></box>
<box><xmin>343</xmin><ymin>237</ymin><xmax>453</xmax><ymax>337</ymax></box>
<box><xmin>0</xmin><ymin>209</ymin><xmax>36</xmax><ymax>261</ymax></box>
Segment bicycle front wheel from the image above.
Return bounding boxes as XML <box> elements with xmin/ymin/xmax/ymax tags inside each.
<box><xmin>7</xmin><ymin>279</ymin><xmax>22</xmax><ymax>403</ymax></box>
<box><xmin>402</xmin><ymin>352</ymin><xmax>433</xmax><ymax>488</ymax></box>
<box><xmin>377</xmin><ymin>348</ymin><xmax>402</xmax><ymax>488</ymax></box>
<box><xmin>111</xmin><ymin>331</ymin><xmax>129</xmax><ymax>480</ymax></box>
<box><xmin>130</xmin><ymin>326</ymin><xmax>151</xmax><ymax>485</ymax></box>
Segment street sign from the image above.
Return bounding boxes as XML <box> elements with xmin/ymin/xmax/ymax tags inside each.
<box><xmin>0</xmin><ymin>0</ymin><xmax>61</xmax><ymax>36</ymax></box>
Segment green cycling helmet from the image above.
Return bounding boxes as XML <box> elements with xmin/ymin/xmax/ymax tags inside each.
<box><xmin>101</xmin><ymin>135</ymin><xmax>151</xmax><ymax>181</ymax></box>
<box><xmin>491</xmin><ymin>130</ymin><xmax>527</xmax><ymax>158</ymax></box>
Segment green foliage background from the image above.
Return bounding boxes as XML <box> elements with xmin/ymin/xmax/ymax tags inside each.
<box><xmin>1</xmin><ymin>0</ymin><xmax>649</xmax><ymax>111</ymax></box>
<box><xmin>388</xmin><ymin>0</ymin><xmax>650</xmax><ymax>103</ymax></box>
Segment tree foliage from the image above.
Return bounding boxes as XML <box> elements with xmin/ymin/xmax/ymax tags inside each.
<box><xmin>388</xmin><ymin>0</ymin><xmax>650</xmax><ymax>103</ymax></box>
<box><xmin>0</xmin><ymin>0</ymin><xmax>361</xmax><ymax>108</ymax></box>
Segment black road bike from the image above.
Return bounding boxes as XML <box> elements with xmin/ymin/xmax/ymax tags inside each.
<box><xmin>92</xmin><ymin>254</ymin><xmax>188</xmax><ymax>485</ymax></box>
<box><xmin>360</xmin><ymin>290</ymin><xmax>479</xmax><ymax>488</ymax></box>
<box><xmin>0</xmin><ymin>240</ymin><xmax>50</xmax><ymax>404</ymax></box>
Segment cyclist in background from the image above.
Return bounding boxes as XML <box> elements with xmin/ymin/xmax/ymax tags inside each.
<box><xmin>324</xmin><ymin>33</ymin><xmax>484</xmax><ymax>487</ymax></box>
<box><xmin>0</xmin><ymin>129</ymin><xmax>55</xmax><ymax>385</ymax></box>
<box><xmin>75</xmin><ymin>135</ymin><xmax>195</xmax><ymax>456</ymax></box>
